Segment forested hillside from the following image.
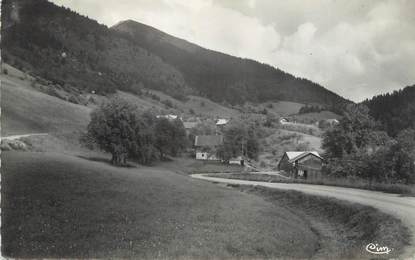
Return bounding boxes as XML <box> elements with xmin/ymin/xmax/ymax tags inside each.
<box><xmin>113</xmin><ymin>20</ymin><xmax>348</xmax><ymax>106</ymax></box>
<box><xmin>1</xmin><ymin>0</ymin><xmax>348</xmax><ymax>107</ymax></box>
<box><xmin>363</xmin><ymin>85</ymin><xmax>415</xmax><ymax>136</ymax></box>
<box><xmin>1</xmin><ymin>0</ymin><xmax>188</xmax><ymax>98</ymax></box>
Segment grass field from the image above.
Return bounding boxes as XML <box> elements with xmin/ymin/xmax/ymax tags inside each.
<box><xmin>2</xmin><ymin>151</ymin><xmax>323</xmax><ymax>258</ymax></box>
<box><xmin>258</xmin><ymin>128</ymin><xmax>322</xmax><ymax>169</ymax></box>
<box><xmin>236</xmin><ymin>186</ymin><xmax>410</xmax><ymax>259</ymax></box>
<box><xmin>1</xmin><ymin>75</ymin><xmax>90</xmax><ymax>136</ymax></box>
<box><xmin>256</xmin><ymin>101</ymin><xmax>304</xmax><ymax>116</ymax></box>
<box><xmin>290</xmin><ymin>110</ymin><xmax>341</xmax><ymax>124</ymax></box>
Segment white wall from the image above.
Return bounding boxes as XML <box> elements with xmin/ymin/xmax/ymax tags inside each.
<box><xmin>196</xmin><ymin>152</ymin><xmax>218</xmax><ymax>160</ymax></box>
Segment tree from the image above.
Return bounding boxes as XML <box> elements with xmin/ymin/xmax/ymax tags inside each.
<box><xmin>390</xmin><ymin>129</ymin><xmax>415</xmax><ymax>183</ymax></box>
<box><xmin>219</xmin><ymin>120</ymin><xmax>260</xmax><ymax>161</ymax></box>
<box><xmin>154</xmin><ymin>118</ymin><xmax>187</xmax><ymax>159</ymax></box>
<box><xmin>322</xmin><ymin>104</ymin><xmax>415</xmax><ymax>184</ymax></box>
<box><xmin>322</xmin><ymin>104</ymin><xmax>381</xmax><ymax>158</ymax></box>
<box><xmin>86</xmin><ymin>97</ymin><xmax>139</xmax><ymax>165</ymax></box>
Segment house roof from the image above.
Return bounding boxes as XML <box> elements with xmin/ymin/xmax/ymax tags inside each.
<box><xmin>286</xmin><ymin>151</ymin><xmax>323</xmax><ymax>163</ymax></box>
<box><xmin>286</xmin><ymin>151</ymin><xmax>306</xmax><ymax>160</ymax></box>
<box><xmin>156</xmin><ymin>114</ymin><xmax>179</xmax><ymax>120</ymax></box>
<box><xmin>325</xmin><ymin>118</ymin><xmax>339</xmax><ymax>123</ymax></box>
<box><xmin>216</xmin><ymin>119</ymin><xmax>229</xmax><ymax>125</ymax></box>
<box><xmin>194</xmin><ymin>135</ymin><xmax>223</xmax><ymax>147</ymax></box>
<box><xmin>183</xmin><ymin>122</ymin><xmax>198</xmax><ymax>129</ymax></box>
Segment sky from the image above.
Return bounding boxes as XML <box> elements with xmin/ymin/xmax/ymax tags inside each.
<box><xmin>51</xmin><ymin>0</ymin><xmax>415</xmax><ymax>102</ymax></box>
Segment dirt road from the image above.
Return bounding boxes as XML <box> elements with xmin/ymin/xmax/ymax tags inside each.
<box><xmin>1</xmin><ymin>133</ymin><xmax>48</xmax><ymax>141</ymax></box>
<box><xmin>192</xmin><ymin>174</ymin><xmax>415</xmax><ymax>258</ymax></box>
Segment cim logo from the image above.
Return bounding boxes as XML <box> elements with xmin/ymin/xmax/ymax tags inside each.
<box><xmin>365</xmin><ymin>243</ymin><xmax>392</xmax><ymax>255</ymax></box>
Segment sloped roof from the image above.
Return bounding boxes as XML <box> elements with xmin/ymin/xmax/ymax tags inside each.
<box><xmin>156</xmin><ymin>114</ymin><xmax>178</xmax><ymax>120</ymax></box>
<box><xmin>195</xmin><ymin>135</ymin><xmax>223</xmax><ymax>147</ymax></box>
<box><xmin>286</xmin><ymin>151</ymin><xmax>323</xmax><ymax>163</ymax></box>
<box><xmin>216</xmin><ymin>119</ymin><xmax>229</xmax><ymax>125</ymax></box>
<box><xmin>286</xmin><ymin>151</ymin><xmax>306</xmax><ymax>160</ymax></box>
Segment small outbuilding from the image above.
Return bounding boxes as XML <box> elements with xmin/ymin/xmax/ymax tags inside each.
<box><xmin>278</xmin><ymin>151</ymin><xmax>323</xmax><ymax>179</ymax></box>
<box><xmin>229</xmin><ymin>155</ymin><xmax>244</xmax><ymax>166</ymax></box>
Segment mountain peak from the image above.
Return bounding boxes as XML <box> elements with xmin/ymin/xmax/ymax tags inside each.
<box><xmin>3</xmin><ymin>0</ymin><xmax>349</xmax><ymax>108</ymax></box>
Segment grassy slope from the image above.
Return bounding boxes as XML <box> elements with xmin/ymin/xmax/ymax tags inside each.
<box><xmin>1</xmin><ymin>75</ymin><xmax>90</xmax><ymax>136</ymax></box>
<box><xmin>280</xmin><ymin>129</ymin><xmax>322</xmax><ymax>150</ymax></box>
<box><xmin>290</xmin><ymin>110</ymin><xmax>341</xmax><ymax>124</ymax></box>
<box><xmin>258</xmin><ymin>128</ymin><xmax>322</xmax><ymax>169</ymax></box>
<box><xmin>259</xmin><ymin>101</ymin><xmax>303</xmax><ymax>116</ymax></box>
<box><xmin>1</xmin><ymin>151</ymin><xmax>320</xmax><ymax>258</ymax></box>
<box><xmin>237</xmin><ymin>186</ymin><xmax>410</xmax><ymax>259</ymax></box>
<box><xmin>117</xmin><ymin>90</ymin><xmax>240</xmax><ymax>118</ymax></box>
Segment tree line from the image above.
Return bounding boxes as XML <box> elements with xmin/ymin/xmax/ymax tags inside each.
<box><xmin>363</xmin><ymin>85</ymin><xmax>415</xmax><ymax>137</ymax></box>
<box><xmin>82</xmin><ymin>97</ymin><xmax>187</xmax><ymax>165</ymax></box>
<box><xmin>322</xmin><ymin>104</ymin><xmax>415</xmax><ymax>184</ymax></box>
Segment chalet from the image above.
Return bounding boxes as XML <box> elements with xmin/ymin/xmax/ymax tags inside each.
<box><xmin>216</xmin><ymin>119</ymin><xmax>229</xmax><ymax>133</ymax></box>
<box><xmin>194</xmin><ymin>135</ymin><xmax>223</xmax><ymax>160</ymax></box>
<box><xmin>279</xmin><ymin>117</ymin><xmax>289</xmax><ymax>124</ymax></box>
<box><xmin>325</xmin><ymin>118</ymin><xmax>340</xmax><ymax>125</ymax></box>
<box><xmin>156</xmin><ymin>114</ymin><xmax>180</xmax><ymax>120</ymax></box>
<box><xmin>216</xmin><ymin>119</ymin><xmax>229</xmax><ymax>126</ymax></box>
<box><xmin>278</xmin><ymin>151</ymin><xmax>323</xmax><ymax>179</ymax></box>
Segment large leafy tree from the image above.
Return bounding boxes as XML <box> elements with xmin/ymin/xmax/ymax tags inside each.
<box><xmin>219</xmin><ymin>119</ymin><xmax>260</xmax><ymax>161</ymax></box>
<box><xmin>86</xmin><ymin>97</ymin><xmax>140</xmax><ymax>165</ymax></box>
<box><xmin>154</xmin><ymin>118</ymin><xmax>187</xmax><ymax>160</ymax></box>
<box><xmin>85</xmin><ymin>98</ymin><xmax>188</xmax><ymax>165</ymax></box>
<box><xmin>390</xmin><ymin>129</ymin><xmax>415</xmax><ymax>183</ymax></box>
<box><xmin>322</xmin><ymin>104</ymin><xmax>383</xmax><ymax>158</ymax></box>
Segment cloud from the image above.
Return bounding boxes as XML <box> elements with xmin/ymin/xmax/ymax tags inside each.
<box><xmin>51</xmin><ymin>0</ymin><xmax>415</xmax><ymax>102</ymax></box>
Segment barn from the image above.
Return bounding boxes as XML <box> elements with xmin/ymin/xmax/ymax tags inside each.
<box><xmin>278</xmin><ymin>151</ymin><xmax>323</xmax><ymax>179</ymax></box>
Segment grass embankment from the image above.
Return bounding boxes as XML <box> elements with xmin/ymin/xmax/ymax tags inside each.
<box><xmin>233</xmin><ymin>185</ymin><xmax>411</xmax><ymax>259</ymax></box>
<box><xmin>1</xmin><ymin>75</ymin><xmax>90</xmax><ymax>136</ymax></box>
<box><xmin>208</xmin><ymin>173</ymin><xmax>415</xmax><ymax>196</ymax></box>
<box><xmin>2</xmin><ymin>151</ymin><xmax>323</xmax><ymax>258</ymax></box>
<box><xmin>160</xmin><ymin>157</ymin><xmax>247</xmax><ymax>175</ymax></box>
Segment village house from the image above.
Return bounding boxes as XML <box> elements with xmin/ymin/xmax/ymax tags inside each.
<box><xmin>326</xmin><ymin>118</ymin><xmax>339</xmax><ymax>125</ymax></box>
<box><xmin>215</xmin><ymin>118</ymin><xmax>229</xmax><ymax>133</ymax></box>
<box><xmin>279</xmin><ymin>117</ymin><xmax>289</xmax><ymax>124</ymax></box>
<box><xmin>278</xmin><ymin>151</ymin><xmax>323</xmax><ymax>179</ymax></box>
<box><xmin>156</xmin><ymin>114</ymin><xmax>180</xmax><ymax>120</ymax></box>
<box><xmin>194</xmin><ymin>135</ymin><xmax>223</xmax><ymax>160</ymax></box>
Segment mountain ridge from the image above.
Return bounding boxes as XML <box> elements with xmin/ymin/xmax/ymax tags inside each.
<box><xmin>1</xmin><ymin>0</ymin><xmax>349</xmax><ymax>109</ymax></box>
<box><xmin>112</xmin><ymin>19</ymin><xmax>350</xmax><ymax>107</ymax></box>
